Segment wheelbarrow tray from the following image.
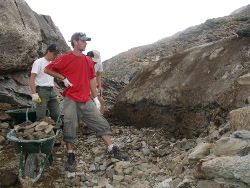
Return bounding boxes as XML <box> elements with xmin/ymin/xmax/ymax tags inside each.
<box><xmin>7</xmin><ymin>129</ymin><xmax>59</xmax><ymax>154</ymax></box>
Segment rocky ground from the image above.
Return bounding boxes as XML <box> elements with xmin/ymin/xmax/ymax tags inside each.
<box><xmin>2</xmin><ymin>123</ymin><xmax>188</xmax><ymax>188</ymax></box>
<box><xmin>1</xmin><ymin>115</ymin><xmax>250</xmax><ymax>188</ymax></box>
<box><xmin>0</xmin><ymin>77</ymin><xmax>249</xmax><ymax>188</ymax></box>
<box><xmin>1</xmin><ymin>78</ymin><xmax>250</xmax><ymax>188</ymax></box>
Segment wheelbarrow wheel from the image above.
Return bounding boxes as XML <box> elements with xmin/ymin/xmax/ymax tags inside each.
<box><xmin>24</xmin><ymin>153</ymin><xmax>38</xmax><ymax>178</ymax></box>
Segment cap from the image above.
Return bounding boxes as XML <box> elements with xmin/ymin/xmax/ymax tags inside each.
<box><xmin>70</xmin><ymin>32</ymin><xmax>91</xmax><ymax>42</ymax></box>
<box><xmin>46</xmin><ymin>43</ymin><xmax>60</xmax><ymax>55</ymax></box>
<box><xmin>87</xmin><ymin>50</ymin><xmax>101</xmax><ymax>63</ymax></box>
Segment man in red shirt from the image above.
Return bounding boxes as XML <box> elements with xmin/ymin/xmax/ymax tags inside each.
<box><xmin>44</xmin><ymin>32</ymin><xmax>129</xmax><ymax>172</ymax></box>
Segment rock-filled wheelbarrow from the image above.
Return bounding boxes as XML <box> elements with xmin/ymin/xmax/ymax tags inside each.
<box><xmin>6</xmin><ymin>128</ymin><xmax>60</xmax><ymax>186</ymax></box>
<box><xmin>5</xmin><ymin>106</ymin><xmax>62</xmax><ymax>186</ymax></box>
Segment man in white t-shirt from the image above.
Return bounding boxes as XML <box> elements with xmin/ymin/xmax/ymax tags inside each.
<box><xmin>29</xmin><ymin>43</ymin><xmax>61</xmax><ymax>122</ymax></box>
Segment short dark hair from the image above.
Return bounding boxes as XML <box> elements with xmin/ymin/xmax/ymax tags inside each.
<box><xmin>45</xmin><ymin>43</ymin><xmax>60</xmax><ymax>55</ymax></box>
<box><xmin>86</xmin><ymin>51</ymin><xmax>94</xmax><ymax>58</ymax></box>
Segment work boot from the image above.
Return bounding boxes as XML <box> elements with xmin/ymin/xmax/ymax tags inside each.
<box><xmin>110</xmin><ymin>146</ymin><xmax>129</xmax><ymax>161</ymax></box>
<box><xmin>65</xmin><ymin>153</ymin><xmax>75</xmax><ymax>172</ymax></box>
<box><xmin>82</xmin><ymin>126</ymin><xmax>91</xmax><ymax>135</ymax></box>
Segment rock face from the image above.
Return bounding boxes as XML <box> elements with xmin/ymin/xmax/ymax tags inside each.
<box><xmin>113</xmin><ymin>36</ymin><xmax>250</xmax><ymax>139</ymax></box>
<box><xmin>0</xmin><ymin>0</ymin><xmax>70</xmax><ymax>74</ymax></box>
<box><xmin>0</xmin><ymin>71</ymin><xmax>63</xmax><ymax>108</ymax></box>
<box><xmin>0</xmin><ymin>0</ymin><xmax>70</xmax><ymax>107</ymax></box>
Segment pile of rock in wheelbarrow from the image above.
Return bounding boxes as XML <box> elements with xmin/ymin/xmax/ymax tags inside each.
<box><xmin>14</xmin><ymin>117</ymin><xmax>56</xmax><ymax>140</ymax></box>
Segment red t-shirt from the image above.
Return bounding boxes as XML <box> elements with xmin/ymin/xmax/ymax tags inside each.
<box><xmin>45</xmin><ymin>52</ymin><xmax>96</xmax><ymax>102</ymax></box>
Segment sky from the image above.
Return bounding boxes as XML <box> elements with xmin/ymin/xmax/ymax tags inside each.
<box><xmin>24</xmin><ymin>0</ymin><xmax>250</xmax><ymax>61</ymax></box>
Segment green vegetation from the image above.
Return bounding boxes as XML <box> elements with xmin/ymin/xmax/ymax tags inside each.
<box><xmin>219</xmin><ymin>19</ymin><xmax>228</xmax><ymax>25</ymax></box>
<box><xmin>101</xmin><ymin>71</ymin><xmax>111</xmax><ymax>78</ymax></box>
<box><xmin>234</xmin><ymin>16</ymin><xmax>250</xmax><ymax>22</ymax></box>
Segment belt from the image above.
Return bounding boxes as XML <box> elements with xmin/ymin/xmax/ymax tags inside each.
<box><xmin>36</xmin><ymin>86</ymin><xmax>53</xmax><ymax>89</ymax></box>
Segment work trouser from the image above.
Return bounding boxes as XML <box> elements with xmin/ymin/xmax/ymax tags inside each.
<box><xmin>63</xmin><ymin>97</ymin><xmax>111</xmax><ymax>143</ymax></box>
<box><xmin>36</xmin><ymin>86</ymin><xmax>60</xmax><ymax>123</ymax></box>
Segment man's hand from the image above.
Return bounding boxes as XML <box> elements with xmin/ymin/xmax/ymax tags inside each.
<box><xmin>62</xmin><ymin>78</ymin><xmax>73</xmax><ymax>87</ymax></box>
<box><xmin>97</xmin><ymin>84</ymin><xmax>103</xmax><ymax>96</ymax></box>
<box><xmin>56</xmin><ymin>96</ymin><xmax>60</xmax><ymax>103</ymax></box>
<box><xmin>93</xmin><ymin>97</ymin><xmax>101</xmax><ymax>110</ymax></box>
<box><xmin>97</xmin><ymin>87</ymin><xmax>103</xmax><ymax>96</ymax></box>
<box><xmin>32</xmin><ymin>93</ymin><xmax>41</xmax><ymax>103</ymax></box>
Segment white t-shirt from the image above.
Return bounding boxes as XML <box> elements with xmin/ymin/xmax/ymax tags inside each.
<box><xmin>94</xmin><ymin>62</ymin><xmax>103</xmax><ymax>73</ymax></box>
<box><xmin>31</xmin><ymin>57</ymin><xmax>54</xmax><ymax>87</ymax></box>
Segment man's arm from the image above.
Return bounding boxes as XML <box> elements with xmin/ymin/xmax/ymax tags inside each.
<box><xmin>29</xmin><ymin>73</ymin><xmax>37</xmax><ymax>94</ymax></box>
<box><xmin>96</xmin><ymin>71</ymin><xmax>102</xmax><ymax>87</ymax></box>
<box><xmin>29</xmin><ymin>72</ymin><xmax>41</xmax><ymax>103</ymax></box>
<box><xmin>90</xmin><ymin>78</ymin><xmax>101</xmax><ymax>110</ymax></box>
<box><xmin>90</xmin><ymin>78</ymin><xmax>98</xmax><ymax>98</ymax></box>
<box><xmin>45</xmin><ymin>68</ymin><xmax>73</xmax><ymax>87</ymax></box>
<box><xmin>44</xmin><ymin>68</ymin><xmax>65</xmax><ymax>80</ymax></box>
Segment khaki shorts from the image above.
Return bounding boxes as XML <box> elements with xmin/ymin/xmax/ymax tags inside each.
<box><xmin>63</xmin><ymin>97</ymin><xmax>111</xmax><ymax>143</ymax></box>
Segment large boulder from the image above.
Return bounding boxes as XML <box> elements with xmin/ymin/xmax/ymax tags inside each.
<box><xmin>229</xmin><ymin>106</ymin><xmax>250</xmax><ymax>131</ymax></box>
<box><xmin>113</xmin><ymin>36</ymin><xmax>250</xmax><ymax>138</ymax></box>
<box><xmin>201</xmin><ymin>156</ymin><xmax>250</xmax><ymax>185</ymax></box>
<box><xmin>0</xmin><ymin>0</ymin><xmax>70</xmax><ymax>74</ymax></box>
<box><xmin>0</xmin><ymin>0</ymin><xmax>70</xmax><ymax>107</ymax></box>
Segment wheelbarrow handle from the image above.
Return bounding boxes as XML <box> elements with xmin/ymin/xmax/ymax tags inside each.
<box><xmin>5</xmin><ymin>105</ymin><xmax>32</xmax><ymax>111</ymax></box>
<box><xmin>18</xmin><ymin>105</ymin><xmax>32</xmax><ymax>109</ymax></box>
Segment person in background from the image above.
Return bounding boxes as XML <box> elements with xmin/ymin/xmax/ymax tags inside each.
<box><xmin>44</xmin><ymin>32</ymin><xmax>129</xmax><ymax>172</ymax></box>
<box><xmin>29</xmin><ymin>43</ymin><xmax>61</xmax><ymax>123</ymax></box>
<box><xmin>87</xmin><ymin>50</ymin><xmax>105</xmax><ymax>114</ymax></box>
<box><xmin>129</xmin><ymin>67</ymin><xmax>141</xmax><ymax>82</ymax></box>
<box><xmin>81</xmin><ymin>50</ymin><xmax>105</xmax><ymax>135</ymax></box>
<box><xmin>129</xmin><ymin>72</ymin><xmax>134</xmax><ymax>82</ymax></box>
